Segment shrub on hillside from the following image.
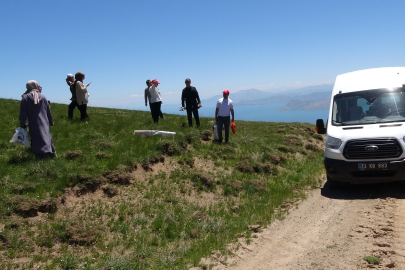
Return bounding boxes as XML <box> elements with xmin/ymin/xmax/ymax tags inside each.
<box><xmin>201</xmin><ymin>130</ymin><xmax>212</xmax><ymax>141</ymax></box>
<box><xmin>157</xmin><ymin>140</ymin><xmax>184</xmax><ymax>156</ymax></box>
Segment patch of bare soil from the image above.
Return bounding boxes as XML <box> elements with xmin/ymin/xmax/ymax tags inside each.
<box><xmin>194</xmin><ymin>180</ymin><xmax>405</xmax><ymax>270</ymax></box>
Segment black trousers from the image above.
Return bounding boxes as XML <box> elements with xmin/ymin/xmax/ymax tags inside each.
<box><xmin>68</xmin><ymin>100</ymin><xmax>78</xmax><ymax>119</ymax></box>
<box><xmin>186</xmin><ymin>103</ymin><xmax>200</xmax><ymax>127</ymax></box>
<box><xmin>78</xmin><ymin>103</ymin><xmax>89</xmax><ymax>121</ymax></box>
<box><xmin>149</xmin><ymin>104</ymin><xmax>163</xmax><ymax>119</ymax></box>
<box><xmin>217</xmin><ymin>116</ymin><xmax>230</xmax><ymax>142</ymax></box>
<box><xmin>151</xmin><ymin>102</ymin><xmax>162</xmax><ymax>123</ymax></box>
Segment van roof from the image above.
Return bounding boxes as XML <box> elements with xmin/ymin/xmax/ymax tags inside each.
<box><xmin>333</xmin><ymin>67</ymin><xmax>405</xmax><ymax>94</ymax></box>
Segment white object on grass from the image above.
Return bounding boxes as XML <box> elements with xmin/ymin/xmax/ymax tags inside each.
<box><xmin>213</xmin><ymin>125</ymin><xmax>219</xmax><ymax>141</ymax></box>
<box><xmin>134</xmin><ymin>130</ymin><xmax>176</xmax><ymax>137</ymax></box>
<box><xmin>9</xmin><ymin>127</ymin><xmax>30</xmax><ymax>147</ymax></box>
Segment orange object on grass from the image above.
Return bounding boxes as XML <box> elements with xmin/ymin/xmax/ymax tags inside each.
<box><xmin>231</xmin><ymin>122</ymin><xmax>236</xmax><ymax>134</ymax></box>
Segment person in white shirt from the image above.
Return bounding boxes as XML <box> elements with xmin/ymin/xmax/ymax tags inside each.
<box><xmin>215</xmin><ymin>90</ymin><xmax>234</xmax><ymax>143</ymax></box>
<box><xmin>75</xmin><ymin>72</ymin><xmax>91</xmax><ymax>121</ymax></box>
<box><xmin>149</xmin><ymin>79</ymin><xmax>163</xmax><ymax>123</ymax></box>
<box><xmin>144</xmin><ymin>79</ymin><xmax>163</xmax><ymax>119</ymax></box>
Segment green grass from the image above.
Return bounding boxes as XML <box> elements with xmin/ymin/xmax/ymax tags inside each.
<box><xmin>363</xmin><ymin>256</ymin><xmax>380</xmax><ymax>265</ymax></box>
<box><xmin>0</xmin><ymin>98</ymin><xmax>325</xmax><ymax>269</ymax></box>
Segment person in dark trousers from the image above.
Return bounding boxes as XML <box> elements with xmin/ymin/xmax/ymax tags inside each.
<box><xmin>149</xmin><ymin>79</ymin><xmax>163</xmax><ymax>123</ymax></box>
<box><xmin>145</xmin><ymin>80</ymin><xmax>163</xmax><ymax>119</ymax></box>
<box><xmin>181</xmin><ymin>78</ymin><xmax>201</xmax><ymax>127</ymax></box>
<box><xmin>66</xmin><ymin>74</ymin><xmax>78</xmax><ymax>119</ymax></box>
<box><xmin>215</xmin><ymin>90</ymin><xmax>234</xmax><ymax>143</ymax></box>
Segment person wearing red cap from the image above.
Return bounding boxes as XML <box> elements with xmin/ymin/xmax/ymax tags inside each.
<box><xmin>215</xmin><ymin>90</ymin><xmax>234</xmax><ymax>143</ymax></box>
<box><xmin>149</xmin><ymin>79</ymin><xmax>163</xmax><ymax>123</ymax></box>
<box><xmin>144</xmin><ymin>80</ymin><xmax>163</xmax><ymax>119</ymax></box>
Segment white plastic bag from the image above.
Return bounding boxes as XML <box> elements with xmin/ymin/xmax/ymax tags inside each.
<box><xmin>213</xmin><ymin>125</ymin><xmax>219</xmax><ymax>141</ymax></box>
<box><xmin>9</xmin><ymin>127</ymin><xmax>30</xmax><ymax>147</ymax></box>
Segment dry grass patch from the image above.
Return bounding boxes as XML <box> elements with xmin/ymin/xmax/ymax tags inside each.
<box><xmin>103</xmin><ymin>185</ymin><xmax>118</xmax><ymax>197</ymax></box>
<box><xmin>236</xmin><ymin>159</ymin><xmax>254</xmax><ymax>173</ymax></box>
<box><xmin>253</xmin><ymin>162</ymin><xmax>273</xmax><ymax>174</ymax></box>
<box><xmin>10</xmin><ymin>195</ymin><xmax>40</xmax><ymax>217</ymax></box>
<box><xmin>4</xmin><ymin>215</ymin><xmax>28</xmax><ymax>230</ymax></box>
<box><xmin>92</xmin><ymin>139</ymin><xmax>114</xmax><ymax>149</ymax></box>
<box><xmin>278</xmin><ymin>145</ymin><xmax>294</xmax><ymax>153</ymax></box>
<box><xmin>66</xmin><ymin>222</ymin><xmax>102</xmax><ymax>245</ymax></box>
<box><xmin>312</xmin><ymin>133</ymin><xmax>324</xmax><ymax>141</ymax></box>
<box><xmin>65</xmin><ymin>150</ymin><xmax>82</xmax><ymax>160</ymax></box>
<box><xmin>192</xmin><ymin>211</ymin><xmax>209</xmax><ymax>221</ymax></box>
<box><xmin>102</xmin><ymin>171</ymin><xmax>132</xmax><ymax>185</ymax></box>
<box><xmin>284</xmin><ymin>134</ymin><xmax>303</xmax><ymax>146</ymax></box>
<box><xmin>201</xmin><ymin>130</ymin><xmax>212</xmax><ymax>141</ymax></box>
<box><xmin>11</xmin><ymin>182</ymin><xmax>37</xmax><ymax>194</ymax></box>
<box><xmin>193</xmin><ymin>172</ymin><xmax>215</xmax><ymax>187</ymax></box>
<box><xmin>305</xmin><ymin>143</ymin><xmax>323</xmax><ymax>152</ymax></box>
<box><xmin>95</xmin><ymin>152</ymin><xmax>109</xmax><ymax>159</ymax></box>
<box><xmin>38</xmin><ymin>198</ymin><xmax>58</xmax><ymax>213</ymax></box>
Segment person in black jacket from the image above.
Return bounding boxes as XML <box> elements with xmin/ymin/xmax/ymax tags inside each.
<box><xmin>181</xmin><ymin>78</ymin><xmax>201</xmax><ymax>127</ymax></box>
<box><xmin>66</xmin><ymin>74</ymin><xmax>78</xmax><ymax>119</ymax></box>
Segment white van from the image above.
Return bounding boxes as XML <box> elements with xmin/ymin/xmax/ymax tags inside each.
<box><xmin>316</xmin><ymin>67</ymin><xmax>405</xmax><ymax>187</ymax></box>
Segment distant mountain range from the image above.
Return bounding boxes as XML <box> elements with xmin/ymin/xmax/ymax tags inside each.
<box><xmin>202</xmin><ymin>84</ymin><xmax>333</xmax><ymax>111</ymax></box>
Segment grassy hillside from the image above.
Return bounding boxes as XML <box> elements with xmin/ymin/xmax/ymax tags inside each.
<box><xmin>0</xmin><ymin>98</ymin><xmax>325</xmax><ymax>269</ymax></box>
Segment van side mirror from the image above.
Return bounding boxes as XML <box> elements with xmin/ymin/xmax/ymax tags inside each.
<box><xmin>315</xmin><ymin>119</ymin><xmax>326</xmax><ymax>134</ymax></box>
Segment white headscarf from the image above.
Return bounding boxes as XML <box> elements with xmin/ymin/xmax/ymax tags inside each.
<box><xmin>23</xmin><ymin>80</ymin><xmax>41</xmax><ymax>105</ymax></box>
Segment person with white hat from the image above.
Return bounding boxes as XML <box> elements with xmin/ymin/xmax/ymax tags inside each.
<box><xmin>215</xmin><ymin>90</ymin><xmax>234</xmax><ymax>143</ymax></box>
<box><xmin>66</xmin><ymin>74</ymin><xmax>78</xmax><ymax>119</ymax></box>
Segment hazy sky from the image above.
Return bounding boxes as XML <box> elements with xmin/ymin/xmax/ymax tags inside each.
<box><xmin>2</xmin><ymin>0</ymin><xmax>405</xmax><ymax>107</ymax></box>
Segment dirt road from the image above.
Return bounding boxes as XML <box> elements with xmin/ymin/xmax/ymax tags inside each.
<box><xmin>206</xmin><ymin>180</ymin><xmax>405</xmax><ymax>270</ymax></box>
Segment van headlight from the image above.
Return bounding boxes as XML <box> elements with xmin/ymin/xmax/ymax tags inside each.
<box><xmin>325</xmin><ymin>135</ymin><xmax>342</xmax><ymax>150</ymax></box>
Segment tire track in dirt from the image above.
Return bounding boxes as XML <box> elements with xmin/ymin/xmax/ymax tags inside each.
<box><xmin>392</xmin><ymin>199</ymin><xmax>405</xmax><ymax>269</ymax></box>
<box><xmin>199</xmin><ymin>181</ymin><xmax>405</xmax><ymax>270</ymax></box>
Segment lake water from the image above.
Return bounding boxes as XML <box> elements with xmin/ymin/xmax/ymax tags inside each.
<box><xmin>133</xmin><ymin>103</ymin><xmax>329</xmax><ymax>124</ymax></box>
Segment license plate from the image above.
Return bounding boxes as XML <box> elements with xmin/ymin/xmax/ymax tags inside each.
<box><xmin>358</xmin><ymin>162</ymin><xmax>389</xmax><ymax>170</ymax></box>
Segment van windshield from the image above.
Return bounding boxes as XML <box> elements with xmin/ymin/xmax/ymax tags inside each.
<box><xmin>332</xmin><ymin>87</ymin><xmax>405</xmax><ymax>126</ymax></box>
